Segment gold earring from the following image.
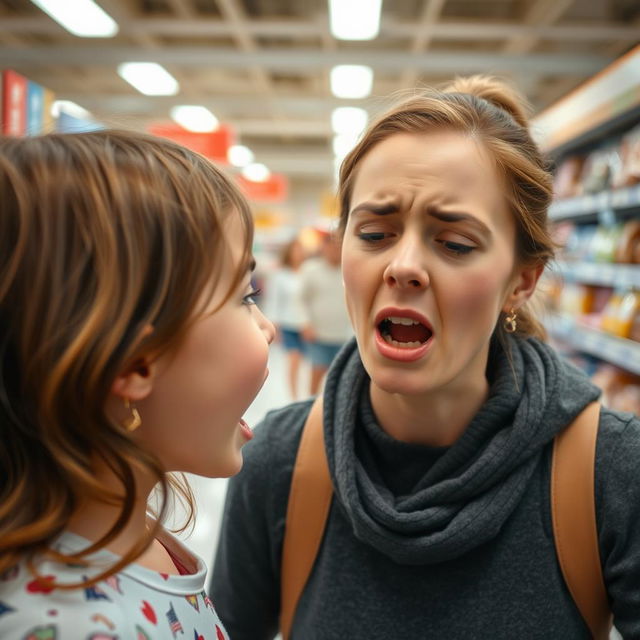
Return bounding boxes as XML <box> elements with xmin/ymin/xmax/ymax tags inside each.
<box><xmin>504</xmin><ymin>308</ymin><xmax>517</xmax><ymax>333</ymax></box>
<box><xmin>123</xmin><ymin>398</ymin><xmax>142</xmax><ymax>432</ymax></box>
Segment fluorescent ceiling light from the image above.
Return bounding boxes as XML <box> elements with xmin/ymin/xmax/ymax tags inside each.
<box><xmin>30</xmin><ymin>0</ymin><xmax>118</xmax><ymax>37</ymax></box>
<box><xmin>51</xmin><ymin>100</ymin><xmax>90</xmax><ymax>119</ymax></box>
<box><xmin>329</xmin><ymin>0</ymin><xmax>382</xmax><ymax>41</ymax></box>
<box><xmin>242</xmin><ymin>163</ymin><xmax>271</xmax><ymax>183</ymax></box>
<box><xmin>170</xmin><ymin>105</ymin><xmax>219</xmax><ymax>133</ymax></box>
<box><xmin>228</xmin><ymin>145</ymin><xmax>255</xmax><ymax>167</ymax></box>
<box><xmin>330</xmin><ymin>65</ymin><xmax>373</xmax><ymax>99</ymax></box>
<box><xmin>118</xmin><ymin>63</ymin><xmax>179</xmax><ymax>96</ymax></box>
<box><xmin>331</xmin><ymin>107</ymin><xmax>368</xmax><ymax>136</ymax></box>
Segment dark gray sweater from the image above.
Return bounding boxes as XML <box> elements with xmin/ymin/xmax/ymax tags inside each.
<box><xmin>211</xmin><ymin>338</ymin><xmax>640</xmax><ymax>639</ymax></box>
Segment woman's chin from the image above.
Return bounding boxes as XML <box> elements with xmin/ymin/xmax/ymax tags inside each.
<box><xmin>369</xmin><ymin>369</ymin><xmax>435</xmax><ymax>397</ymax></box>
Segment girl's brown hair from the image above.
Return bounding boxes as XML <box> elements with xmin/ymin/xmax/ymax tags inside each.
<box><xmin>0</xmin><ymin>130</ymin><xmax>253</xmax><ymax>587</ymax></box>
<box><xmin>338</xmin><ymin>75</ymin><xmax>555</xmax><ymax>340</ymax></box>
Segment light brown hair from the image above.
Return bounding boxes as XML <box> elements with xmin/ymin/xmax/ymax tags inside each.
<box><xmin>338</xmin><ymin>75</ymin><xmax>555</xmax><ymax>341</ymax></box>
<box><xmin>0</xmin><ymin>130</ymin><xmax>253</xmax><ymax>587</ymax></box>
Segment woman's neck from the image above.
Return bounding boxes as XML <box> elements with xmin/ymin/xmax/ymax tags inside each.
<box><xmin>370</xmin><ymin>374</ymin><xmax>490</xmax><ymax>447</ymax></box>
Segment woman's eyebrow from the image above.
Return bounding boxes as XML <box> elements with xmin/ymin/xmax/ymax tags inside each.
<box><xmin>426</xmin><ymin>207</ymin><xmax>491</xmax><ymax>236</ymax></box>
<box><xmin>349</xmin><ymin>202</ymin><xmax>399</xmax><ymax>217</ymax></box>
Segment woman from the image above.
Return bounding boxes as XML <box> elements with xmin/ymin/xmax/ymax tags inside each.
<box><xmin>211</xmin><ymin>77</ymin><xmax>640</xmax><ymax>638</ymax></box>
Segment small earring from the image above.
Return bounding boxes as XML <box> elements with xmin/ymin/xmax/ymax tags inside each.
<box><xmin>123</xmin><ymin>398</ymin><xmax>142</xmax><ymax>432</ymax></box>
<box><xmin>504</xmin><ymin>308</ymin><xmax>517</xmax><ymax>334</ymax></box>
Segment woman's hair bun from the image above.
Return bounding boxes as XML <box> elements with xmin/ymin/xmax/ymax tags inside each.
<box><xmin>443</xmin><ymin>75</ymin><xmax>530</xmax><ymax>129</ymax></box>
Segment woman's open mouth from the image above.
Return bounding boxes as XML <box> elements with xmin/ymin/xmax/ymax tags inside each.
<box><xmin>378</xmin><ymin>316</ymin><xmax>432</xmax><ymax>348</ymax></box>
<box><xmin>374</xmin><ymin>309</ymin><xmax>434</xmax><ymax>362</ymax></box>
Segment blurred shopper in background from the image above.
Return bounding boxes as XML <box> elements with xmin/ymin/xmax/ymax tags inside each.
<box><xmin>265</xmin><ymin>238</ymin><xmax>307</xmax><ymax>400</ymax></box>
<box><xmin>212</xmin><ymin>76</ymin><xmax>640</xmax><ymax>638</ymax></box>
<box><xmin>0</xmin><ymin>130</ymin><xmax>274</xmax><ymax>638</ymax></box>
<box><xmin>297</xmin><ymin>231</ymin><xmax>352</xmax><ymax>394</ymax></box>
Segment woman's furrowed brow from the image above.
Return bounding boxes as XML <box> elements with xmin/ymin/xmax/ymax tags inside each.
<box><xmin>426</xmin><ymin>208</ymin><xmax>491</xmax><ymax>236</ymax></box>
<box><xmin>349</xmin><ymin>202</ymin><xmax>399</xmax><ymax>217</ymax></box>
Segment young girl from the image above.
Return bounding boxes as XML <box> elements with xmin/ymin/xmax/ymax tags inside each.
<box><xmin>0</xmin><ymin>130</ymin><xmax>274</xmax><ymax>638</ymax></box>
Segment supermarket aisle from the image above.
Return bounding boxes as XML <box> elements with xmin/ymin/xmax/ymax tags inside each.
<box><xmin>173</xmin><ymin>343</ymin><xmax>310</xmax><ymax>577</ymax></box>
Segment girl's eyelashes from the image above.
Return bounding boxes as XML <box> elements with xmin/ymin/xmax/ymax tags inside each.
<box><xmin>243</xmin><ymin>288</ymin><xmax>262</xmax><ymax>306</ymax></box>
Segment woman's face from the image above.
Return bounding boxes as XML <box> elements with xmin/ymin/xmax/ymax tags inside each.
<box><xmin>342</xmin><ymin>130</ymin><xmax>533</xmax><ymax>396</ymax></box>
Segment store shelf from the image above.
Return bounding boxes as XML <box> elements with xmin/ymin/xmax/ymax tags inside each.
<box><xmin>549</xmin><ymin>261</ymin><xmax>640</xmax><ymax>289</ymax></box>
<box><xmin>549</xmin><ymin>184</ymin><xmax>640</xmax><ymax>221</ymax></box>
<box><xmin>546</xmin><ymin>313</ymin><xmax>640</xmax><ymax>375</ymax></box>
<box><xmin>532</xmin><ymin>45</ymin><xmax>640</xmax><ymax>155</ymax></box>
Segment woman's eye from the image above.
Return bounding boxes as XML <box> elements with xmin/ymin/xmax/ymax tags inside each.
<box><xmin>358</xmin><ymin>232</ymin><xmax>388</xmax><ymax>243</ymax></box>
<box><xmin>437</xmin><ymin>240</ymin><xmax>475</xmax><ymax>256</ymax></box>
<box><xmin>243</xmin><ymin>288</ymin><xmax>262</xmax><ymax>306</ymax></box>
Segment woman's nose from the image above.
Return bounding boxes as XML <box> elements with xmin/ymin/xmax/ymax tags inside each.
<box><xmin>383</xmin><ymin>238</ymin><xmax>429</xmax><ymax>290</ymax></box>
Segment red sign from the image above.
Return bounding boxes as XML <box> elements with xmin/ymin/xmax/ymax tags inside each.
<box><xmin>237</xmin><ymin>173</ymin><xmax>288</xmax><ymax>203</ymax></box>
<box><xmin>2</xmin><ymin>70</ymin><xmax>28</xmax><ymax>136</ymax></box>
<box><xmin>148</xmin><ymin>122</ymin><xmax>234</xmax><ymax>164</ymax></box>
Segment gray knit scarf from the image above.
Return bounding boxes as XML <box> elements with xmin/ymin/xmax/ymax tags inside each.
<box><xmin>322</xmin><ymin>335</ymin><xmax>600</xmax><ymax>565</ymax></box>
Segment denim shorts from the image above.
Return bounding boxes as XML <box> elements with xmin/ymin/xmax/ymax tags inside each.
<box><xmin>280</xmin><ymin>328</ymin><xmax>304</xmax><ymax>352</ymax></box>
<box><xmin>306</xmin><ymin>341</ymin><xmax>343</xmax><ymax>367</ymax></box>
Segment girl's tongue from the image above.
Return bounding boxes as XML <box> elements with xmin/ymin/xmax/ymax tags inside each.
<box><xmin>239</xmin><ymin>419</ymin><xmax>254</xmax><ymax>441</ymax></box>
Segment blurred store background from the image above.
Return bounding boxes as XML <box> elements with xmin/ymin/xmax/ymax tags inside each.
<box><xmin>1</xmin><ymin>0</ymin><xmax>639</xmax><ymax>589</ymax></box>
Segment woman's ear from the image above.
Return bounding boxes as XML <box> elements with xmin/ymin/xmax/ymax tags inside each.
<box><xmin>503</xmin><ymin>263</ymin><xmax>544</xmax><ymax>313</ymax></box>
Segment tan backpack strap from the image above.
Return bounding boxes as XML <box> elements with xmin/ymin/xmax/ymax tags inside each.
<box><xmin>552</xmin><ymin>402</ymin><xmax>612</xmax><ymax>639</ymax></box>
<box><xmin>280</xmin><ymin>396</ymin><xmax>333</xmax><ymax>640</ymax></box>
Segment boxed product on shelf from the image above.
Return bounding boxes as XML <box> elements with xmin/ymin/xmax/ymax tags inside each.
<box><xmin>553</xmin><ymin>155</ymin><xmax>585</xmax><ymax>199</ymax></box>
<box><xmin>612</xmin><ymin>123</ymin><xmax>640</xmax><ymax>189</ymax></box>
<box><xmin>579</xmin><ymin>146</ymin><xmax>618</xmax><ymax>194</ymax></box>
<box><xmin>552</xmin><ymin>282</ymin><xmax>598</xmax><ymax>315</ymax></box>
<box><xmin>616</xmin><ymin>219</ymin><xmax>640</xmax><ymax>264</ymax></box>
<box><xmin>591</xmin><ymin>223</ymin><xmax>625</xmax><ymax>262</ymax></box>
<box><xmin>600</xmin><ymin>289</ymin><xmax>640</xmax><ymax>339</ymax></box>
<box><xmin>557</xmin><ymin>220</ymin><xmax>640</xmax><ymax>264</ymax></box>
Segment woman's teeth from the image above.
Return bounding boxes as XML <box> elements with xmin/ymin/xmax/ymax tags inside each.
<box><xmin>386</xmin><ymin>316</ymin><xmax>421</xmax><ymax>325</ymax></box>
<box><xmin>382</xmin><ymin>333</ymin><xmax>424</xmax><ymax>348</ymax></box>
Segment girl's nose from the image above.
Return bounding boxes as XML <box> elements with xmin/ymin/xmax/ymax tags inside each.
<box><xmin>257</xmin><ymin>307</ymin><xmax>276</xmax><ymax>344</ymax></box>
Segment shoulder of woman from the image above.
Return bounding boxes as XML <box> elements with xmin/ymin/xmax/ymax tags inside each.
<box><xmin>596</xmin><ymin>406</ymin><xmax>640</xmax><ymax>461</ymax></box>
<box><xmin>595</xmin><ymin>406</ymin><xmax>640</xmax><ymax>507</ymax></box>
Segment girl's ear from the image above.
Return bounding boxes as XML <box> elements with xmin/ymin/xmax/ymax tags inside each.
<box><xmin>110</xmin><ymin>325</ymin><xmax>156</xmax><ymax>402</ymax></box>
<box><xmin>503</xmin><ymin>263</ymin><xmax>544</xmax><ymax>313</ymax></box>
<box><xmin>111</xmin><ymin>355</ymin><xmax>155</xmax><ymax>402</ymax></box>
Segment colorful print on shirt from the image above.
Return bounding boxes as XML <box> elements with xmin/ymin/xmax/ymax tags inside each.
<box><xmin>0</xmin><ymin>531</ymin><xmax>230</xmax><ymax>639</ymax></box>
